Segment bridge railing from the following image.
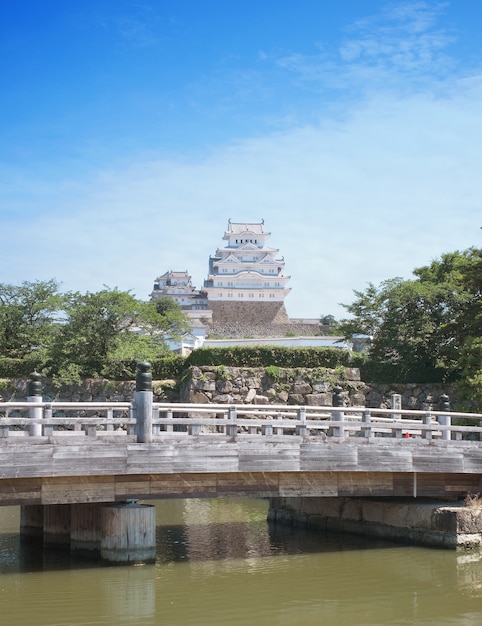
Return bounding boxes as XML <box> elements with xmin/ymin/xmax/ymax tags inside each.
<box><xmin>0</xmin><ymin>401</ymin><xmax>134</xmax><ymax>438</ymax></box>
<box><xmin>151</xmin><ymin>403</ymin><xmax>482</xmax><ymax>441</ymax></box>
<box><xmin>0</xmin><ymin>400</ymin><xmax>481</xmax><ymax>442</ymax></box>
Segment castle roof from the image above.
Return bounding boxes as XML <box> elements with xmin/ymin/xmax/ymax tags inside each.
<box><xmin>224</xmin><ymin>219</ymin><xmax>269</xmax><ymax>237</ymax></box>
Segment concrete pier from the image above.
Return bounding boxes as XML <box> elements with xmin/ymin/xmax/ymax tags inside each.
<box><xmin>268</xmin><ymin>496</ymin><xmax>482</xmax><ymax>549</ymax></box>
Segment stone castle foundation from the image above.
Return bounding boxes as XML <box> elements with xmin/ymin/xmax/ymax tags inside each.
<box><xmin>208</xmin><ymin>300</ymin><xmax>290</xmax><ymax>326</ymax></box>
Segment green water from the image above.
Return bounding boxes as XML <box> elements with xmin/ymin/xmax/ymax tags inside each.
<box><xmin>1</xmin><ymin>499</ymin><xmax>482</xmax><ymax>625</ymax></box>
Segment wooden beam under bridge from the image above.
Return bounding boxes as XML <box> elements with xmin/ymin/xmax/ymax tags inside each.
<box><xmin>0</xmin><ymin>470</ymin><xmax>481</xmax><ymax>507</ymax></box>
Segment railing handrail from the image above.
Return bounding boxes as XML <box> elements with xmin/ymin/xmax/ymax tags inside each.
<box><xmin>1</xmin><ymin>400</ymin><xmax>480</xmax><ymax>419</ymax></box>
<box><xmin>0</xmin><ymin>400</ymin><xmax>481</xmax><ymax>442</ymax></box>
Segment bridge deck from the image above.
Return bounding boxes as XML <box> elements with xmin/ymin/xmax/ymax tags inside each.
<box><xmin>0</xmin><ymin>436</ymin><xmax>481</xmax><ymax>505</ymax></box>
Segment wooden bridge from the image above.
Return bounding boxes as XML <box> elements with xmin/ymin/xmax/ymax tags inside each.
<box><xmin>1</xmin><ymin>396</ymin><xmax>482</xmax><ymax>507</ymax></box>
<box><xmin>1</xmin><ymin>382</ymin><xmax>482</xmax><ymax>561</ymax></box>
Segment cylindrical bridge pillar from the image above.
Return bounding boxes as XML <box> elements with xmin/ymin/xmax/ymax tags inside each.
<box><xmin>43</xmin><ymin>504</ymin><xmax>71</xmax><ymax>549</ymax></box>
<box><xmin>71</xmin><ymin>503</ymin><xmax>103</xmax><ymax>557</ymax></box>
<box><xmin>20</xmin><ymin>504</ymin><xmax>44</xmax><ymax>542</ymax></box>
<box><xmin>100</xmin><ymin>501</ymin><xmax>156</xmax><ymax>564</ymax></box>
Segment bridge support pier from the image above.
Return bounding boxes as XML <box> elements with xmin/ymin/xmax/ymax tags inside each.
<box><xmin>71</xmin><ymin>503</ymin><xmax>103</xmax><ymax>557</ymax></box>
<box><xmin>44</xmin><ymin>504</ymin><xmax>71</xmax><ymax>549</ymax></box>
<box><xmin>20</xmin><ymin>504</ymin><xmax>44</xmax><ymax>542</ymax></box>
<box><xmin>19</xmin><ymin>501</ymin><xmax>156</xmax><ymax>564</ymax></box>
<box><xmin>268</xmin><ymin>496</ymin><xmax>482</xmax><ymax>549</ymax></box>
<box><xmin>100</xmin><ymin>501</ymin><xmax>156</xmax><ymax>564</ymax></box>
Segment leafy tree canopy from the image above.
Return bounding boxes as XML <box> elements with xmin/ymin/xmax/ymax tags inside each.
<box><xmin>0</xmin><ymin>282</ymin><xmax>190</xmax><ymax>382</ymax></box>
<box><xmin>339</xmin><ymin>247</ymin><xmax>482</xmax><ymax>403</ymax></box>
<box><xmin>0</xmin><ymin>279</ymin><xmax>63</xmax><ymax>358</ymax></box>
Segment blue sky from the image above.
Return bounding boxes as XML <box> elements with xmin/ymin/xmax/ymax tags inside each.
<box><xmin>1</xmin><ymin>1</ymin><xmax>481</xmax><ymax>318</ymax></box>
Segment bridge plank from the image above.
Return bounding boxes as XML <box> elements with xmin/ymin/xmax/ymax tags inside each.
<box><xmin>217</xmin><ymin>471</ymin><xmax>279</xmax><ymax>496</ymax></box>
<box><xmin>41</xmin><ymin>476</ymin><xmax>116</xmax><ymax>504</ymax></box>
<box><xmin>300</xmin><ymin>442</ymin><xmax>358</xmax><ymax>471</ymax></box>
<box><xmin>337</xmin><ymin>472</ymin><xmax>394</xmax><ymax>496</ymax></box>
<box><xmin>0</xmin><ymin>478</ymin><xmax>42</xmax><ymax>504</ymax></box>
<box><xmin>0</xmin><ymin>446</ymin><xmax>54</xmax><ymax>478</ymax></box>
<box><xmin>411</xmin><ymin>447</ymin><xmax>465</xmax><ymax>473</ymax></box>
<box><xmin>358</xmin><ymin>446</ymin><xmax>413</xmax><ymax>472</ymax></box>
<box><xmin>149</xmin><ymin>473</ymin><xmax>218</xmax><ymax>497</ymax></box>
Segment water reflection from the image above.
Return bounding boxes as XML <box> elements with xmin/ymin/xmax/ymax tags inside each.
<box><xmin>1</xmin><ymin>499</ymin><xmax>482</xmax><ymax>625</ymax></box>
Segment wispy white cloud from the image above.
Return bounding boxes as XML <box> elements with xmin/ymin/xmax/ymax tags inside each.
<box><xmin>1</xmin><ymin>2</ymin><xmax>481</xmax><ymax>320</ymax></box>
<box><xmin>276</xmin><ymin>1</ymin><xmax>456</xmax><ymax>93</ymax></box>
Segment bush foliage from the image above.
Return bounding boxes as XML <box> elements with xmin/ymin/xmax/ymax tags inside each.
<box><xmin>186</xmin><ymin>346</ymin><xmax>352</xmax><ymax>369</ymax></box>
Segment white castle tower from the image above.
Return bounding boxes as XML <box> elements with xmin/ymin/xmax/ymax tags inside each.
<box><xmin>203</xmin><ymin>219</ymin><xmax>291</xmax><ymax>325</ymax></box>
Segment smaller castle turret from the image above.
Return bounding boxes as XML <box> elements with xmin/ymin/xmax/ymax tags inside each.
<box><xmin>150</xmin><ymin>270</ymin><xmax>208</xmax><ymax>312</ymax></box>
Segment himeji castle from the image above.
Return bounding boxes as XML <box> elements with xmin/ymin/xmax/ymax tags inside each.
<box><xmin>203</xmin><ymin>219</ymin><xmax>291</xmax><ymax>324</ymax></box>
<box><xmin>151</xmin><ymin>219</ymin><xmax>291</xmax><ymax>326</ymax></box>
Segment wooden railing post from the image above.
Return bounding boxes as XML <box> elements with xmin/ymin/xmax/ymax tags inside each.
<box><xmin>165</xmin><ymin>408</ymin><xmax>174</xmax><ymax>433</ymax></box>
<box><xmin>362</xmin><ymin>409</ymin><xmax>372</xmax><ymax>438</ymax></box>
<box><xmin>226</xmin><ymin>406</ymin><xmax>237</xmax><ymax>436</ymax></box>
<box><xmin>43</xmin><ymin>404</ymin><xmax>53</xmax><ymax>437</ymax></box>
<box><xmin>437</xmin><ymin>394</ymin><xmax>451</xmax><ymax>441</ymax></box>
<box><xmin>296</xmin><ymin>406</ymin><xmax>308</xmax><ymax>437</ymax></box>
<box><xmin>27</xmin><ymin>371</ymin><xmax>43</xmax><ymax>437</ymax></box>
<box><xmin>391</xmin><ymin>393</ymin><xmax>403</xmax><ymax>439</ymax></box>
<box><xmin>134</xmin><ymin>362</ymin><xmax>153</xmax><ymax>443</ymax></box>
<box><xmin>332</xmin><ymin>386</ymin><xmax>345</xmax><ymax>437</ymax></box>
<box><xmin>422</xmin><ymin>412</ymin><xmax>432</xmax><ymax>440</ymax></box>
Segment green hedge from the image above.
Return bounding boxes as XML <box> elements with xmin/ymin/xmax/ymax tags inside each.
<box><xmin>1</xmin><ymin>348</ymin><xmax>454</xmax><ymax>385</ymax></box>
<box><xmin>350</xmin><ymin>354</ymin><xmax>454</xmax><ymax>384</ymax></box>
<box><xmin>186</xmin><ymin>346</ymin><xmax>352</xmax><ymax>368</ymax></box>
<box><xmin>101</xmin><ymin>356</ymin><xmax>187</xmax><ymax>381</ymax></box>
<box><xmin>0</xmin><ymin>356</ymin><xmax>45</xmax><ymax>377</ymax></box>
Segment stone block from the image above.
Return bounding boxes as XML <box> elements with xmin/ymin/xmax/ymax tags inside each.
<box><xmin>344</xmin><ymin>368</ymin><xmax>361</xmax><ymax>381</ymax></box>
<box><xmin>245</xmin><ymin>389</ymin><xmax>256</xmax><ymax>403</ymax></box>
<box><xmin>293</xmin><ymin>383</ymin><xmax>313</xmax><ymax>395</ymax></box>
<box><xmin>305</xmin><ymin>393</ymin><xmax>330</xmax><ymax>406</ymax></box>
<box><xmin>189</xmin><ymin>392</ymin><xmax>210</xmax><ymax>404</ymax></box>
<box><xmin>254</xmin><ymin>395</ymin><xmax>269</xmax><ymax>405</ymax></box>
<box><xmin>288</xmin><ymin>394</ymin><xmax>305</xmax><ymax>405</ymax></box>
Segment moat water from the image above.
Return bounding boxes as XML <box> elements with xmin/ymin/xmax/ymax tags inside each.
<box><xmin>1</xmin><ymin>498</ymin><xmax>482</xmax><ymax>625</ymax></box>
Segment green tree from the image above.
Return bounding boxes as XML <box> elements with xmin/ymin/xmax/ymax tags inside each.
<box><xmin>339</xmin><ymin>247</ymin><xmax>482</xmax><ymax>402</ymax></box>
<box><xmin>0</xmin><ymin>279</ymin><xmax>63</xmax><ymax>359</ymax></box>
<box><xmin>48</xmin><ymin>288</ymin><xmax>190</xmax><ymax>381</ymax></box>
<box><xmin>152</xmin><ymin>296</ymin><xmax>191</xmax><ymax>337</ymax></box>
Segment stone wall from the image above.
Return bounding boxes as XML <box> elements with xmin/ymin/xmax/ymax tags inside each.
<box><xmin>268</xmin><ymin>496</ymin><xmax>482</xmax><ymax>549</ymax></box>
<box><xmin>208</xmin><ymin>300</ymin><xmax>290</xmax><ymax>326</ymax></box>
<box><xmin>0</xmin><ymin>369</ymin><xmax>458</xmax><ymax>410</ymax></box>
<box><xmin>365</xmin><ymin>382</ymin><xmax>457</xmax><ymax>411</ymax></box>
<box><xmin>180</xmin><ymin>366</ymin><xmax>365</xmax><ymax>406</ymax></box>
<box><xmin>0</xmin><ymin>378</ymin><xmax>178</xmax><ymax>403</ymax></box>
<box><xmin>207</xmin><ymin>321</ymin><xmax>325</xmax><ymax>339</ymax></box>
